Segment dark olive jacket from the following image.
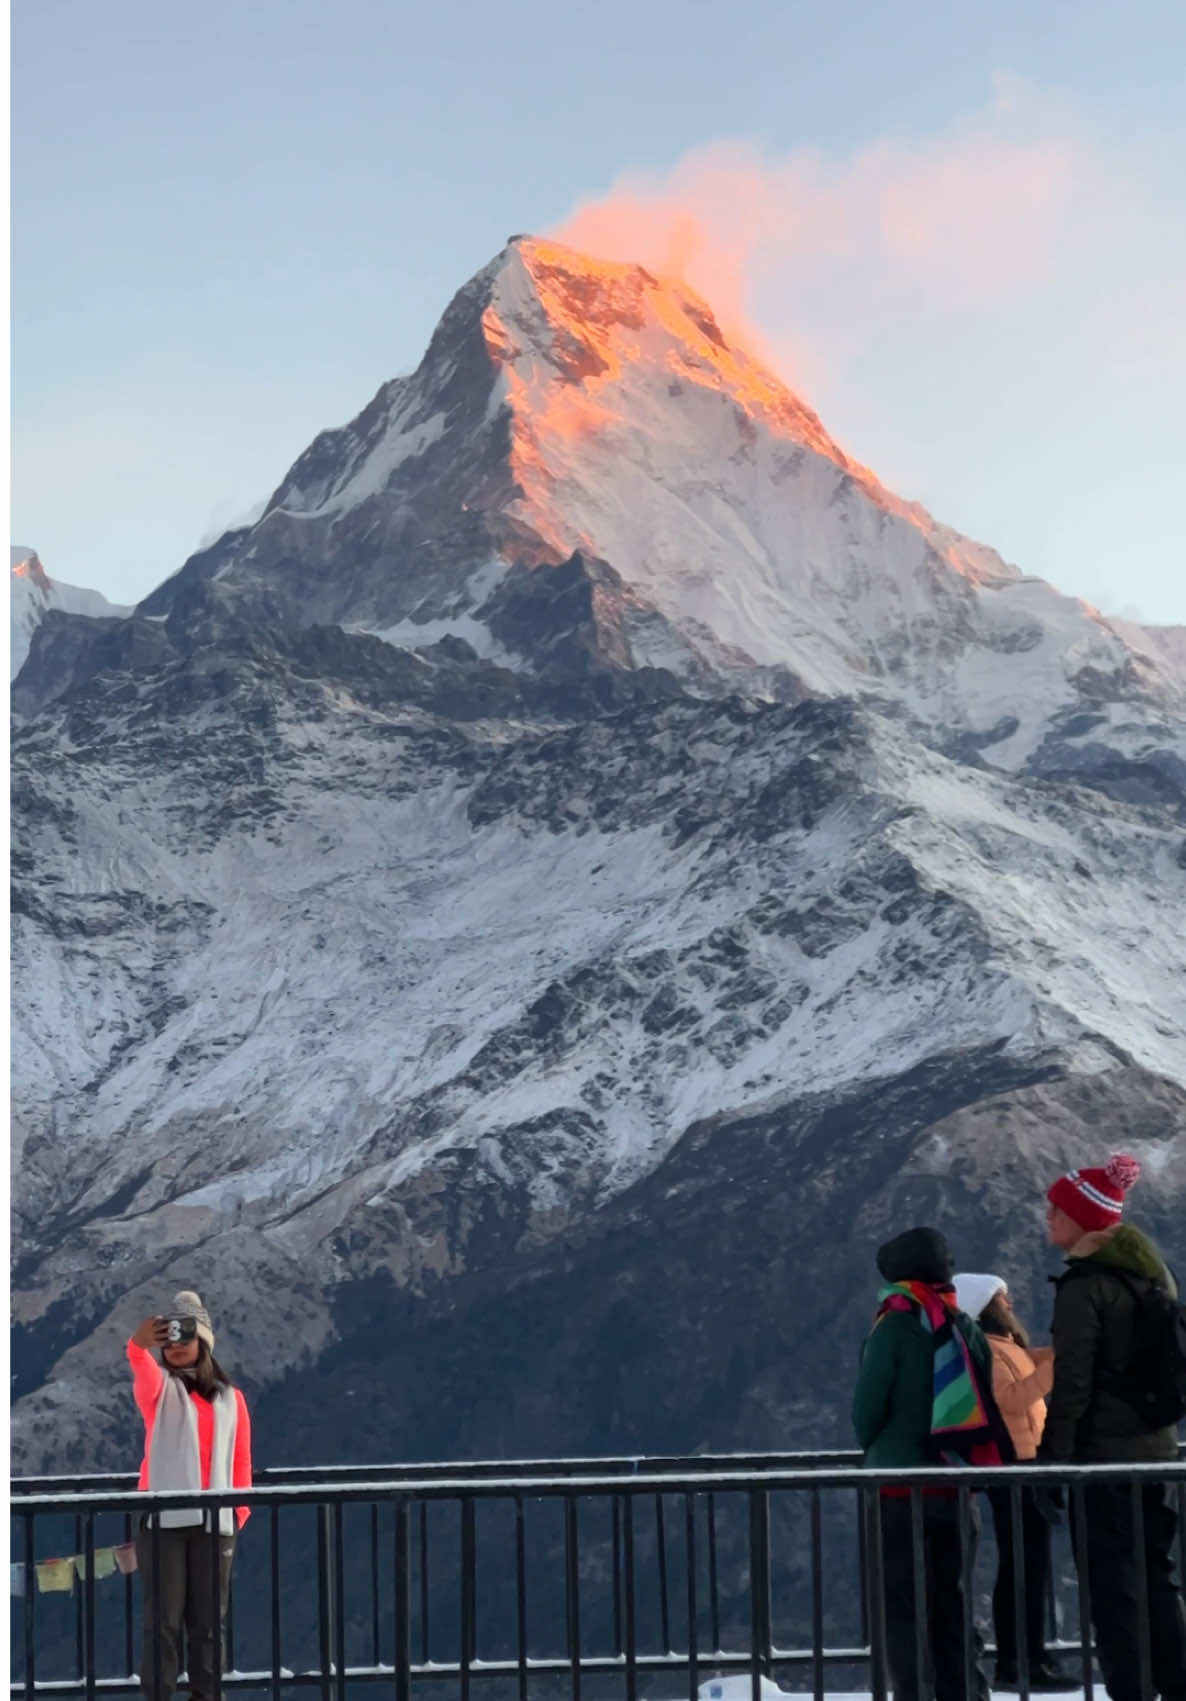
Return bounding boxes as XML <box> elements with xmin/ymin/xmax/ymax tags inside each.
<box><xmin>1039</xmin><ymin>1223</ymin><xmax>1180</xmax><ymax>1464</ymax></box>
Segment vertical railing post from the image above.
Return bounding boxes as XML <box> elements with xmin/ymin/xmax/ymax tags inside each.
<box><xmin>656</xmin><ymin>1494</ymin><xmax>671</xmax><ymax>1656</ymax></box>
<box><xmin>611</xmin><ymin>1497</ymin><xmax>623</xmax><ymax>1659</ymax></box>
<box><xmin>371</xmin><ymin>1502</ymin><xmax>382</xmax><ymax>1671</ymax></box>
<box><xmin>749</xmin><ymin>1488</ymin><xmax>773</xmax><ymax>1701</ymax></box>
<box><xmin>394</xmin><ymin>1497</ymin><xmax>411</xmax><ymax>1701</ymax></box>
<box><xmin>707</xmin><ymin>1493</ymin><xmax>721</xmax><ymax>1655</ymax></box>
<box><xmin>865</xmin><ymin>1486</ymin><xmax>889</xmax><ymax>1701</ymax></box>
<box><xmin>419</xmin><ymin>1501</ymin><xmax>430</xmax><ymax>1665</ymax></box>
<box><xmin>80</xmin><ymin>1524</ymin><xmax>96</xmax><ymax>1701</ymax></box>
<box><xmin>460</xmin><ymin>1496</ymin><xmax>476</xmax><ymax>1701</ymax></box>
<box><xmin>565</xmin><ymin>1494</ymin><xmax>582</xmax><ymax>1701</ymax></box>
<box><xmin>1071</xmin><ymin>1483</ymin><xmax>1096</xmax><ymax>1701</ymax></box>
<box><xmin>83</xmin><ymin>1513</ymin><xmax>96</xmax><ymax>1701</ymax></box>
<box><xmin>1131</xmin><ymin>1483</ymin><xmax>1153</xmax><ymax>1701</ymax></box>
<box><xmin>624</xmin><ymin>1492</ymin><xmax>637</xmax><ymax>1701</ymax></box>
<box><xmin>211</xmin><ymin>1500</ymin><xmax>224</xmax><ymax>1701</ymax></box>
<box><xmin>1011</xmin><ymin>1480</ymin><xmax>1030</xmax><ymax>1701</ymax></box>
<box><xmin>810</xmin><ymin>1489</ymin><xmax>825</xmax><ymax>1701</ymax></box>
<box><xmin>124</xmin><ymin>1510</ymin><xmax>135</xmax><ymax>1684</ymax></box>
<box><xmin>75</xmin><ymin>1514</ymin><xmax>85</xmax><ymax>1682</ymax></box>
<box><xmin>958</xmin><ymin>1483</ymin><xmax>976</xmax><ymax>1701</ymax></box>
<box><xmin>270</xmin><ymin>1505</ymin><xmax>282</xmax><ymax>1701</ymax></box>
<box><xmin>23</xmin><ymin>1511</ymin><xmax>37</xmax><ymax>1701</ymax></box>
<box><xmin>515</xmin><ymin>1494</ymin><xmax>528</xmax><ymax>1701</ymax></box>
<box><xmin>856</xmin><ymin>1487</ymin><xmax>870</xmax><ymax>1654</ymax></box>
<box><xmin>910</xmin><ymin>1488</ymin><xmax>931</xmax><ymax>1701</ymax></box>
<box><xmin>151</xmin><ymin>1517</ymin><xmax>163</xmax><ymax>1701</ymax></box>
<box><xmin>685</xmin><ymin>1492</ymin><xmax>699</xmax><ymax>1701</ymax></box>
<box><xmin>332</xmin><ymin>1501</ymin><xmax>347</xmax><ymax>1701</ymax></box>
<box><xmin>317</xmin><ymin>1502</ymin><xmax>334</xmax><ymax>1701</ymax></box>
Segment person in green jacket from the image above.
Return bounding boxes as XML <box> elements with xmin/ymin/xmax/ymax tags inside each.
<box><xmin>1039</xmin><ymin>1153</ymin><xmax>1186</xmax><ymax>1701</ymax></box>
<box><xmin>853</xmin><ymin>1227</ymin><xmax>1003</xmax><ymax>1701</ymax></box>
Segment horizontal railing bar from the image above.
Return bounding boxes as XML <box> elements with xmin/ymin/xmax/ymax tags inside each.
<box><xmin>13</xmin><ymin>1441</ymin><xmax>1184</xmax><ymax>1497</ymax></box>
<box><xmin>9</xmin><ymin>1450</ymin><xmax>868</xmax><ymax>1494</ymax></box>
<box><xmin>1</xmin><ymin>1640</ymin><xmax>1001</xmax><ymax>1700</ymax></box>
<box><xmin>9</xmin><ymin>1637</ymin><xmax>1099</xmax><ymax>1699</ymax></box>
<box><xmin>11</xmin><ymin>1458</ymin><xmax>1186</xmax><ymax>1516</ymax></box>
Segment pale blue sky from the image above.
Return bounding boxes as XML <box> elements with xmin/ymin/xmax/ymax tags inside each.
<box><xmin>12</xmin><ymin>0</ymin><xmax>1186</xmax><ymax>621</ymax></box>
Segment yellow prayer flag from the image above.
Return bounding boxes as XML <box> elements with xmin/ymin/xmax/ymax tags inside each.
<box><xmin>37</xmin><ymin>1558</ymin><xmax>75</xmax><ymax>1594</ymax></box>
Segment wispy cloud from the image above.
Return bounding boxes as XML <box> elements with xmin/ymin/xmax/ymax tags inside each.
<box><xmin>551</xmin><ymin>77</ymin><xmax>1186</xmax><ymax>622</ymax></box>
<box><xmin>553</xmin><ymin>74</ymin><xmax>1185</xmax><ymax>394</ymax></box>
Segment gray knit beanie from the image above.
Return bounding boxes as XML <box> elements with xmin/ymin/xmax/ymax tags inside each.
<box><xmin>171</xmin><ymin>1290</ymin><xmax>215</xmax><ymax>1352</ymax></box>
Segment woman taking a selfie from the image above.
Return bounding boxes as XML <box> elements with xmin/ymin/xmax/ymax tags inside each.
<box><xmin>127</xmin><ymin>1292</ymin><xmax>252</xmax><ymax>1701</ymax></box>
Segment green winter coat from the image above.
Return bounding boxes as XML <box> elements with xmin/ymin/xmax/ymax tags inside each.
<box><xmin>852</xmin><ymin>1304</ymin><xmax>994</xmax><ymax>1468</ymax></box>
<box><xmin>1040</xmin><ymin>1222</ymin><xmax>1180</xmax><ymax>1464</ymax></box>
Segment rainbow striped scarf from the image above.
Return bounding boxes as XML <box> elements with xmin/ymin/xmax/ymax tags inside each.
<box><xmin>876</xmin><ymin>1279</ymin><xmax>1014</xmax><ymax>1466</ymax></box>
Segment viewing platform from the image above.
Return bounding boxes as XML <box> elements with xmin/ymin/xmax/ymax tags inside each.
<box><xmin>11</xmin><ymin>1451</ymin><xmax>1186</xmax><ymax>1701</ymax></box>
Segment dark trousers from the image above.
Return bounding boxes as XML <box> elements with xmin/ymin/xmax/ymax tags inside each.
<box><xmin>135</xmin><ymin>1524</ymin><xmax>237</xmax><ymax>1701</ymax></box>
<box><xmin>878</xmin><ymin>1497</ymin><xmax>990</xmax><ymax>1701</ymax></box>
<box><xmin>987</xmin><ymin>1486</ymin><xmax>1052</xmax><ymax>1674</ymax></box>
<box><xmin>1077</xmin><ymin>1483</ymin><xmax>1186</xmax><ymax>1701</ymax></box>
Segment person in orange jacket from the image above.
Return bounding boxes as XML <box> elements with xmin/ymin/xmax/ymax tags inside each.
<box><xmin>954</xmin><ymin>1274</ymin><xmax>1075</xmax><ymax>1692</ymax></box>
<box><xmin>127</xmin><ymin>1291</ymin><xmax>252</xmax><ymax>1701</ymax></box>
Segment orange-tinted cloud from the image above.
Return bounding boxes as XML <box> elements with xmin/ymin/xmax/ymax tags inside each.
<box><xmin>552</xmin><ymin>76</ymin><xmax>1175</xmax><ymax>390</ymax></box>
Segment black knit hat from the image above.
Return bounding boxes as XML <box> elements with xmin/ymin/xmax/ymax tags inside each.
<box><xmin>876</xmin><ymin>1227</ymin><xmax>955</xmax><ymax>1287</ymax></box>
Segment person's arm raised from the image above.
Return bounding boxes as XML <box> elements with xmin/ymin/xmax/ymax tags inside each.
<box><xmin>126</xmin><ymin>1317</ymin><xmax>167</xmax><ymax>1421</ymax></box>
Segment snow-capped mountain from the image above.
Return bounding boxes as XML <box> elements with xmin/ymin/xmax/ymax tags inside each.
<box><xmin>92</xmin><ymin>236</ymin><xmax>1180</xmax><ymax>767</ymax></box>
<box><xmin>10</xmin><ymin>240</ymin><xmax>1185</xmax><ymax>1475</ymax></box>
<box><xmin>10</xmin><ymin>546</ymin><xmax>130</xmax><ymax>681</ymax></box>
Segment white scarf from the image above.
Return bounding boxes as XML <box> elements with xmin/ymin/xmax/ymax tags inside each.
<box><xmin>146</xmin><ymin>1374</ymin><xmax>238</xmax><ymax>1533</ymax></box>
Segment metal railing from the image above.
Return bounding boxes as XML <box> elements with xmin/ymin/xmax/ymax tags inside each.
<box><xmin>11</xmin><ymin>1453</ymin><xmax>1186</xmax><ymax>1701</ymax></box>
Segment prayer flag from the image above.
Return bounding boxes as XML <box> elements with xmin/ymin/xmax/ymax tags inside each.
<box><xmin>36</xmin><ymin>1558</ymin><xmax>76</xmax><ymax>1594</ymax></box>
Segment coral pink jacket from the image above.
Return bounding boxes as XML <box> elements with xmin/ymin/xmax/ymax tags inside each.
<box><xmin>127</xmin><ymin>1340</ymin><xmax>253</xmax><ymax>1527</ymax></box>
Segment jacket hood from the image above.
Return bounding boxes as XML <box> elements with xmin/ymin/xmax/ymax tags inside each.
<box><xmin>876</xmin><ymin>1226</ymin><xmax>955</xmax><ymax>1287</ymax></box>
<box><xmin>1069</xmin><ymin>1223</ymin><xmax>1175</xmax><ymax>1290</ymax></box>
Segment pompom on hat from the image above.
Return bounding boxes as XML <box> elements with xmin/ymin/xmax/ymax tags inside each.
<box><xmin>1046</xmin><ymin>1154</ymin><xmax>1141</xmax><ymax>1235</ymax></box>
<box><xmin>170</xmin><ymin>1290</ymin><xmax>214</xmax><ymax>1352</ymax></box>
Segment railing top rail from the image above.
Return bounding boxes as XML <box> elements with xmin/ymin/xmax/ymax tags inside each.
<box><xmin>10</xmin><ymin>1457</ymin><xmax>1186</xmax><ymax>1516</ymax></box>
<box><xmin>13</xmin><ymin>1440</ymin><xmax>1183</xmax><ymax>1497</ymax></box>
<box><xmin>8</xmin><ymin>1448</ymin><xmax>863</xmax><ymax>1494</ymax></box>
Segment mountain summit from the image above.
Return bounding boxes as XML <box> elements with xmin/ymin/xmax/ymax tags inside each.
<box><xmin>89</xmin><ymin>235</ymin><xmax>1177</xmax><ymax>766</ymax></box>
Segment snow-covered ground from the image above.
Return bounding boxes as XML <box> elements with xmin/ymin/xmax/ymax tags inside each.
<box><xmin>646</xmin><ymin>1676</ymin><xmax>1093</xmax><ymax>1701</ymax></box>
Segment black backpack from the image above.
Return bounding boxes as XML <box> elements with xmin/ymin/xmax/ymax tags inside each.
<box><xmin>1103</xmin><ymin>1267</ymin><xmax>1186</xmax><ymax>1430</ymax></box>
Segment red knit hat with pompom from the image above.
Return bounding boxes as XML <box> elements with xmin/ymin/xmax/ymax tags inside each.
<box><xmin>1047</xmin><ymin>1154</ymin><xmax>1141</xmax><ymax>1234</ymax></box>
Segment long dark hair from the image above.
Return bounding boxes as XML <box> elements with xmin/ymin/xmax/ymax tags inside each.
<box><xmin>170</xmin><ymin>1341</ymin><xmax>232</xmax><ymax>1399</ymax></box>
<box><xmin>979</xmin><ymin>1291</ymin><xmax>1030</xmax><ymax>1349</ymax></box>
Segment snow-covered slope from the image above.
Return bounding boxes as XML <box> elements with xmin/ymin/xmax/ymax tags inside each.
<box><xmin>10</xmin><ymin>547</ymin><xmax>130</xmax><ymax>680</ymax></box>
<box><xmin>11</xmin><ymin>640</ymin><xmax>1186</xmax><ymax>1469</ymax></box>
<box><xmin>10</xmin><ymin>240</ymin><xmax>1186</xmax><ymax>1475</ymax></box>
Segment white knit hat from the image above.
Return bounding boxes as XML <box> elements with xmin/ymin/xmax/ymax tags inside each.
<box><xmin>953</xmin><ymin>1272</ymin><xmax>1007</xmax><ymax>1322</ymax></box>
<box><xmin>171</xmin><ymin>1290</ymin><xmax>214</xmax><ymax>1352</ymax></box>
